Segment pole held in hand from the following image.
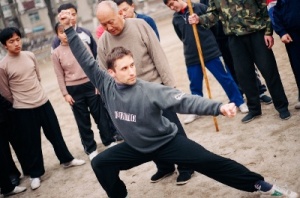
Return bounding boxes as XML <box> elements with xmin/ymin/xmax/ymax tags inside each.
<box><xmin>187</xmin><ymin>0</ymin><xmax>219</xmax><ymax>132</ymax></box>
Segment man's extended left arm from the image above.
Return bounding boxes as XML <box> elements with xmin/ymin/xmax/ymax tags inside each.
<box><xmin>146</xmin><ymin>83</ymin><xmax>236</xmax><ymax>118</ymax></box>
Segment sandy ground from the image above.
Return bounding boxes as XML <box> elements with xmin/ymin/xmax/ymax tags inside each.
<box><xmin>8</xmin><ymin>16</ymin><xmax>299</xmax><ymax>198</ymax></box>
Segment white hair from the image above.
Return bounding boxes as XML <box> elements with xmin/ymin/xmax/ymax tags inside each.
<box><xmin>97</xmin><ymin>0</ymin><xmax>119</xmax><ymax>14</ymax></box>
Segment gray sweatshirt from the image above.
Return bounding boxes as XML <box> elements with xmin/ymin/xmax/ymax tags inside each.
<box><xmin>65</xmin><ymin>28</ymin><xmax>222</xmax><ymax>153</ymax></box>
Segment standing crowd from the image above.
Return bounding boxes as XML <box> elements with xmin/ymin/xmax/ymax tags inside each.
<box><xmin>0</xmin><ymin>0</ymin><xmax>299</xmax><ymax>197</ymax></box>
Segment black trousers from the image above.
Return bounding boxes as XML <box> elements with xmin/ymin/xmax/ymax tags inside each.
<box><xmin>0</xmin><ymin>113</ymin><xmax>23</xmax><ymax>178</ymax></box>
<box><xmin>285</xmin><ymin>29</ymin><xmax>300</xmax><ymax>100</ymax></box>
<box><xmin>91</xmin><ymin>135</ymin><xmax>264</xmax><ymax>198</ymax></box>
<box><xmin>216</xmin><ymin>37</ymin><xmax>267</xmax><ymax>95</ymax></box>
<box><xmin>67</xmin><ymin>82</ymin><xmax>115</xmax><ymax>152</ymax></box>
<box><xmin>0</xmin><ymin>136</ymin><xmax>15</xmax><ymax>194</ymax></box>
<box><xmin>153</xmin><ymin>109</ymin><xmax>193</xmax><ymax>174</ymax></box>
<box><xmin>228</xmin><ymin>31</ymin><xmax>289</xmax><ymax>114</ymax></box>
<box><xmin>13</xmin><ymin>101</ymin><xmax>74</xmax><ymax>178</ymax></box>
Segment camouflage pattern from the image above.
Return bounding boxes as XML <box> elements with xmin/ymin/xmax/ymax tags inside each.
<box><xmin>199</xmin><ymin>0</ymin><xmax>273</xmax><ymax>36</ymax></box>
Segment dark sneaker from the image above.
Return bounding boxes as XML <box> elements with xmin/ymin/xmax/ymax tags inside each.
<box><xmin>241</xmin><ymin>112</ymin><xmax>262</xmax><ymax>123</ymax></box>
<box><xmin>150</xmin><ymin>170</ymin><xmax>174</xmax><ymax>183</ymax></box>
<box><xmin>260</xmin><ymin>95</ymin><xmax>273</xmax><ymax>105</ymax></box>
<box><xmin>10</xmin><ymin>175</ymin><xmax>20</xmax><ymax>186</ymax></box>
<box><xmin>279</xmin><ymin>110</ymin><xmax>291</xmax><ymax>120</ymax></box>
<box><xmin>176</xmin><ymin>172</ymin><xmax>194</xmax><ymax>185</ymax></box>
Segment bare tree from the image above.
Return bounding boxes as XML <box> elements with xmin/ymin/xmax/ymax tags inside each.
<box><xmin>44</xmin><ymin>0</ymin><xmax>56</xmax><ymax>31</ymax></box>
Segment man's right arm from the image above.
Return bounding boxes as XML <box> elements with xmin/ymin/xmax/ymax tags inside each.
<box><xmin>64</xmin><ymin>27</ymin><xmax>105</xmax><ymax>90</ymax></box>
<box><xmin>0</xmin><ymin>68</ymin><xmax>13</xmax><ymax>103</ymax></box>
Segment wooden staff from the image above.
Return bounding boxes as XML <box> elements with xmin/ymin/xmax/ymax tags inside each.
<box><xmin>187</xmin><ymin>0</ymin><xmax>219</xmax><ymax>132</ymax></box>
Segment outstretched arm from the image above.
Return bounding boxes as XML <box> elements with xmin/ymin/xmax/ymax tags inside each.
<box><xmin>219</xmin><ymin>103</ymin><xmax>236</xmax><ymax>118</ymax></box>
<box><xmin>58</xmin><ymin>10</ymin><xmax>108</xmax><ymax>91</ymax></box>
<box><xmin>146</xmin><ymin>83</ymin><xmax>236</xmax><ymax>118</ymax></box>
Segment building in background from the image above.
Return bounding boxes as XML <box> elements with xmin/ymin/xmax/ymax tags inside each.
<box><xmin>0</xmin><ymin>0</ymin><xmax>169</xmax><ymax>60</ymax></box>
<box><xmin>0</xmin><ymin>0</ymin><xmax>96</xmax><ymax>34</ymax></box>
<box><xmin>0</xmin><ymin>0</ymin><xmax>92</xmax><ymax>59</ymax></box>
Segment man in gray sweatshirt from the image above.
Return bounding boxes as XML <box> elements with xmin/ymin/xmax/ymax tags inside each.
<box><xmin>58</xmin><ymin>10</ymin><xmax>298</xmax><ymax>198</ymax></box>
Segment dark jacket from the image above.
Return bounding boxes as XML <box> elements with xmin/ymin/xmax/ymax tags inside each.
<box><xmin>172</xmin><ymin>3</ymin><xmax>221</xmax><ymax>66</ymax></box>
<box><xmin>273</xmin><ymin>0</ymin><xmax>300</xmax><ymax>37</ymax></box>
<box><xmin>200</xmin><ymin>0</ymin><xmax>227</xmax><ymax>40</ymax></box>
<box><xmin>0</xmin><ymin>95</ymin><xmax>12</xmax><ymax>123</ymax></box>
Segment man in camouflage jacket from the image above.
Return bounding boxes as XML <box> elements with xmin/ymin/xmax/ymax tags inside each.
<box><xmin>189</xmin><ymin>0</ymin><xmax>290</xmax><ymax>123</ymax></box>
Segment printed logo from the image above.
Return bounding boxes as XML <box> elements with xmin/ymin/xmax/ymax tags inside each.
<box><xmin>115</xmin><ymin>111</ymin><xmax>136</xmax><ymax>122</ymax></box>
<box><xmin>174</xmin><ymin>92</ymin><xmax>185</xmax><ymax>100</ymax></box>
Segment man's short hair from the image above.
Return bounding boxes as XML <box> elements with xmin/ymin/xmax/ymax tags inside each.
<box><xmin>106</xmin><ymin>46</ymin><xmax>133</xmax><ymax>70</ymax></box>
<box><xmin>57</xmin><ymin>3</ymin><xmax>77</xmax><ymax>13</ymax></box>
<box><xmin>0</xmin><ymin>27</ymin><xmax>21</xmax><ymax>45</ymax></box>
<box><xmin>113</xmin><ymin>0</ymin><xmax>133</xmax><ymax>6</ymax></box>
<box><xmin>163</xmin><ymin>0</ymin><xmax>170</xmax><ymax>5</ymax></box>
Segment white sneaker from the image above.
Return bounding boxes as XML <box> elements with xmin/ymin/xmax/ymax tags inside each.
<box><xmin>239</xmin><ymin>103</ymin><xmax>249</xmax><ymax>113</ymax></box>
<box><xmin>107</xmin><ymin>142</ymin><xmax>118</xmax><ymax>148</ymax></box>
<box><xmin>63</xmin><ymin>158</ymin><xmax>85</xmax><ymax>168</ymax></box>
<box><xmin>30</xmin><ymin>178</ymin><xmax>41</xmax><ymax>190</ymax></box>
<box><xmin>260</xmin><ymin>184</ymin><xmax>298</xmax><ymax>198</ymax></box>
<box><xmin>4</xmin><ymin>186</ymin><xmax>27</xmax><ymax>196</ymax></box>
<box><xmin>89</xmin><ymin>151</ymin><xmax>98</xmax><ymax>161</ymax></box>
<box><xmin>183</xmin><ymin>114</ymin><xmax>200</xmax><ymax>124</ymax></box>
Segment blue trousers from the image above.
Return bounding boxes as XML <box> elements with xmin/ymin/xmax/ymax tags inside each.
<box><xmin>91</xmin><ymin>135</ymin><xmax>264</xmax><ymax>198</ymax></box>
<box><xmin>187</xmin><ymin>57</ymin><xmax>244</xmax><ymax>106</ymax></box>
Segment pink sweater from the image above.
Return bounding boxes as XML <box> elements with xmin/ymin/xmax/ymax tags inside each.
<box><xmin>0</xmin><ymin>51</ymin><xmax>48</xmax><ymax>108</ymax></box>
<box><xmin>51</xmin><ymin>44</ymin><xmax>90</xmax><ymax>96</ymax></box>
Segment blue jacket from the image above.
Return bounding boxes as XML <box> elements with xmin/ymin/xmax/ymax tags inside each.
<box><xmin>136</xmin><ymin>13</ymin><xmax>160</xmax><ymax>40</ymax></box>
<box><xmin>273</xmin><ymin>0</ymin><xmax>300</xmax><ymax>37</ymax></box>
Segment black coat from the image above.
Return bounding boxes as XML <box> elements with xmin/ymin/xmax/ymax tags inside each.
<box><xmin>0</xmin><ymin>95</ymin><xmax>12</xmax><ymax>123</ymax></box>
